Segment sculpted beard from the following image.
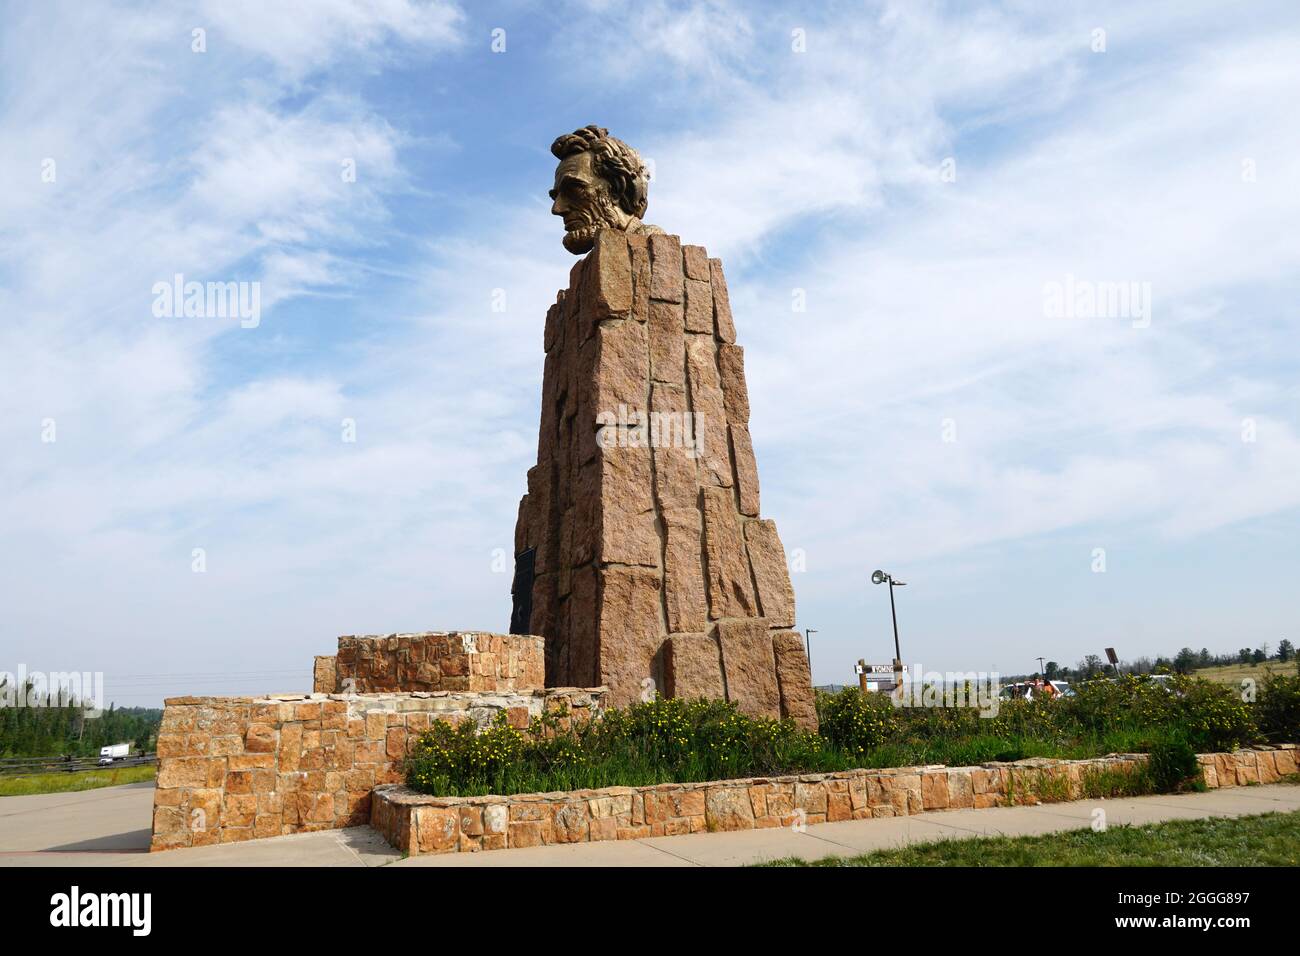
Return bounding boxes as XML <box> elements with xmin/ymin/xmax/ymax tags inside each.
<box><xmin>562</xmin><ymin>190</ymin><xmax>626</xmax><ymax>254</ymax></box>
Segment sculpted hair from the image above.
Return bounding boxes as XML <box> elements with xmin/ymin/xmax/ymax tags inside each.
<box><xmin>551</xmin><ymin>125</ymin><xmax>649</xmax><ymax>219</ymax></box>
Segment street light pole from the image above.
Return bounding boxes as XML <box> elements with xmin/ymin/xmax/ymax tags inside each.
<box><xmin>804</xmin><ymin>628</ymin><xmax>817</xmax><ymax>673</ymax></box>
<box><xmin>872</xmin><ymin>570</ymin><xmax>907</xmax><ymax>698</ymax></box>
<box><xmin>887</xmin><ymin>579</ymin><xmax>902</xmax><ymax>663</ymax></box>
<box><xmin>872</xmin><ymin>570</ymin><xmax>906</xmax><ymax>660</ymax></box>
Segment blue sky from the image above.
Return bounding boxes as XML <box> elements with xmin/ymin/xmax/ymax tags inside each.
<box><xmin>2</xmin><ymin>0</ymin><xmax>1298</xmax><ymax>705</ymax></box>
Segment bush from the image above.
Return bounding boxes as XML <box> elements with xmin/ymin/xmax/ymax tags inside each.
<box><xmin>1147</xmin><ymin>740</ymin><xmax>1202</xmax><ymax>793</ymax></box>
<box><xmin>987</xmin><ymin>697</ymin><xmax>1068</xmax><ymax>744</ymax></box>
<box><xmin>403</xmin><ymin>672</ymin><xmax>1275</xmax><ymax>799</ymax></box>
<box><xmin>405</xmin><ymin>711</ymin><xmax>528</xmax><ymax>796</ymax></box>
<box><xmin>1063</xmin><ymin>674</ymin><xmax>1255</xmax><ymax>752</ymax></box>
<box><xmin>1067</xmin><ymin>675</ymin><xmax>1177</xmax><ymax>734</ymax></box>
<box><xmin>1168</xmin><ymin>676</ymin><xmax>1257</xmax><ymax>751</ymax></box>
<box><xmin>405</xmin><ymin>697</ymin><xmax>837</xmax><ymax>797</ymax></box>
<box><xmin>816</xmin><ymin>688</ymin><xmax>899</xmax><ymax>756</ymax></box>
<box><xmin>1255</xmin><ymin>673</ymin><xmax>1300</xmax><ymax>743</ymax></box>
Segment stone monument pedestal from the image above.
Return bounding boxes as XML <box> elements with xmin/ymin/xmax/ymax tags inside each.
<box><xmin>513</xmin><ymin>230</ymin><xmax>816</xmax><ymax>728</ymax></box>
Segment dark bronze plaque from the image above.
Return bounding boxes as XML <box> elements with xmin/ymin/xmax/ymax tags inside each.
<box><xmin>509</xmin><ymin>547</ymin><xmax>536</xmax><ymax>635</ymax></box>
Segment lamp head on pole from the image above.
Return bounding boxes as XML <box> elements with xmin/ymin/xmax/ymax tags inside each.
<box><xmin>871</xmin><ymin>569</ymin><xmax>886</xmax><ymax>585</ymax></box>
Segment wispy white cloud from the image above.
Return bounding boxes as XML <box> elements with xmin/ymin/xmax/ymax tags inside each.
<box><xmin>2</xmin><ymin>0</ymin><xmax>1298</xmax><ymax>695</ymax></box>
<box><xmin>198</xmin><ymin>0</ymin><xmax>464</xmax><ymax>79</ymax></box>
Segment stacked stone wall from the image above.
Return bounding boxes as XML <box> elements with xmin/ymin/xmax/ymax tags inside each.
<box><xmin>150</xmin><ymin>687</ymin><xmax>604</xmax><ymax>850</ymax></box>
<box><xmin>314</xmin><ymin>632</ymin><xmax>545</xmax><ymax>695</ymax></box>
<box><xmin>372</xmin><ymin>745</ymin><xmax>1299</xmax><ymax>855</ymax></box>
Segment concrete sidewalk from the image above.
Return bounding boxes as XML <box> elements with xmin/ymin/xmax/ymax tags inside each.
<box><xmin>0</xmin><ymin>782</ymin><xmax>399</xmax><ymax>867</ymax></box>
<box><xmin>2</xmin><ymin>781</ymin><xmax>1296</xmax><ymax>867</ymax></box>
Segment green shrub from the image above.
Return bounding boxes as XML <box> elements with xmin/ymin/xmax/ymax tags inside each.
<box><xmin>1168</xmin><ymin>676</ymin><xmax>1257</xmax><ymax>751</ymax></box>
<box><xmin>1067</xmin><ymin>675</ymin><xmax>1177</xmax><ymax>734</ymax></box>
<box><xmin>1255</xmin><ymin>673</ymin><xmax>1300</xmax><ymax>743</ymax></box>
<box><xmin>1059</xmin><ymin>674</ymin><xmax>1255</xmax><ymax>752</ymax></box>
<box><xmin>987</xmin><ymin>697</ymin><xmax>1068</xmax><ymax>744</ymax></box>
<box><xmin>1147</xmin><ymin>739</ymin><xmax>1202</xmax><ymax>793</ymax></box>
<box><xmin>403</xmin><ymin>672</ymin><xmax>1272</xmax><ymax>799</ymax></box>
<box><xmin>405</xmin><ymin>696</ymin><xmax>838</xmax><ymax>797</ymax></box>
<box><xmin>816</xmin><ymin>688</ymin><xmax>899</xmax><ymax>756</ymax></box>
<box><xmin>406</xmin><ymin>710</ymin><xmax>529</xmax><ymax>795</ymax></box>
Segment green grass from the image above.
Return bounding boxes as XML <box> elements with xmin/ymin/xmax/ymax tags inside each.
<box><xmin>759</xmin><ymin>809</ymin><xmax>1300</xmax><ymax>867</ymax></box>
<box><xmin>0</xmin><ymin>763</ymin><xmax>156</xmax><ymax>797</ymax></box>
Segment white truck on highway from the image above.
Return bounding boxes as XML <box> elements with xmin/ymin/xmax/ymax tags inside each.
<box><xmin>98</xmin><ymin>743</ymin><xmax>130</xmax><ymax>765</ymax></box>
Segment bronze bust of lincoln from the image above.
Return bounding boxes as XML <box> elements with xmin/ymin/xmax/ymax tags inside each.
<box><xmin>549</xmin><ymin>125</ymin><xmax>663</xmax><ymax>254</ymax></box>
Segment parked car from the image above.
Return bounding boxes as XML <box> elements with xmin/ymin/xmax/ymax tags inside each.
<box><xmin>1142</xmin><ymin>673</ymin><xmax>1179</xmax><ymax>693</ymax></box>
<box><xmin>1000</xmin><ymin>682</ymin><xmax>1028</xmax><ymax>700</ymax></box>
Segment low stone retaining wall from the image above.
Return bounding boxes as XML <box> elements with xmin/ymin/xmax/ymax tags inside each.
<box><xmin>370</xmin><ymin>745</ymin><xmax>1298</xmax><ymax>855</ymax></box>
<box><xmin>150</xmin><ymin>687</ymin><xmax>605</xmax><ymax>850</ymax></box>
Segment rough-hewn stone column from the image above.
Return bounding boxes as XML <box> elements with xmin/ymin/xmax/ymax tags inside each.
<box><xmin>514</xmin><ymin>229</ymin><xmax>815</xmax><ymax>727</ymax></box>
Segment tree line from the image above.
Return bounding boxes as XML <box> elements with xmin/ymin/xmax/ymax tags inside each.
<box><xmin>0</xmin><ymin>678</ymin><xmax>161</xmax><ymax>758</ymax></box>
<box><xmin>1032</xmin><ymin>639</ymin><xmax>1295</xmax><ymax>682</ymax></box>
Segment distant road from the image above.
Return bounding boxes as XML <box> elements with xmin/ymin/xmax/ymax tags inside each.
<box><xmin>0</xmin><ymin>754</ymin><xmax>157</xmax><ymax>776</ymax></box>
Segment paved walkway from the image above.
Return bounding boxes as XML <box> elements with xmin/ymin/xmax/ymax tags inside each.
<box><xmin>2</xmin><ymin>781</ymin><xmax>1296</xmax><ymax>867</ymax></box>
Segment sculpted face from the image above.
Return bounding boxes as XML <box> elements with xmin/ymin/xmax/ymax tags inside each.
<box><xmin>550</xmin><ymin>151</ymin><xmax>630</xmax><ymax>255</ymax></box>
